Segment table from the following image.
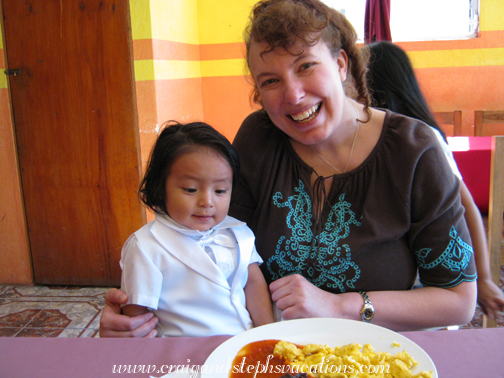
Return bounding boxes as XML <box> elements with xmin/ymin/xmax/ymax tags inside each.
<box><xmin>447</xmin><ymin>136</ymin><xmax>492</xmax><ymax>214</ymax></box>
<box><xmin>1</xmin><ymin>327</ymin><xmax>503</xmax><ymax>377</ymax></box>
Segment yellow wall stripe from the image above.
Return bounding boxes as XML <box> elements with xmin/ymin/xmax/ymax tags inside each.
<box><xmin>134</xmin><ymin>60</ymin><xmax>202</xmax><ymax>81</ymax></box>
<box><xmin>136</xmin><ymin>48</ymin><xmax>503</xmax><ymax>81</ymax></box>
<box><xmin>480</xmin><ymin>0</ymin><xmax>504</xmax><ymax>31</ymax></box>
<box><xmin>0</xmin><ymin>75</ymin><xmax>7</xmax><ymax>89</ymax></box>
<box><xmin>0</xmin><ymin>46</ymin><xmax>6</xmax><ymax>89</ymax></box>
<box><xmin>129</xmin><ymin>0</ymin><xmax>152</xmax><ymax>40</ymax></box>
<box><xmin>197</xmin><ymin>0</ymin><xmax>256</xmax><ymax>44</ymax></box>
<box><xmin>134</xmin><ymin>60</ymin><xmax>155</xmax><ymax>81</ymax></box>
<box><xmin>408</xmin><ymin>48</ymin><xmax>504</xmax><ymax>69</ymax></box>
<box><xmin>200</xmin><ymin>59</ymin><xmax>246</xmax><ymax>77</ymax></box>
<box><xmin>150</xmin><ymin>0</ymin><xmax>199</xmax><ymax>44</ymax></box>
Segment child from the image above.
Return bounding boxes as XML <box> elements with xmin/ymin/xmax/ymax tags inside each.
<box><xmin>120</xmin><ymin>121</ymin><xmax>274</xmax><ymax>337</ymax></box>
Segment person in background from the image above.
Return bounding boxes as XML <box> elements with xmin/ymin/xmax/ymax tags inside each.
<box><xmin>365</xmin><ymin>41</ymin><xmax>504</xmax><ymax>321</ymax></box>
<box><xmin>100</xmin><ymin>0</ymin><xmax>477</xmax><ymax>337</ymax></box>
<box><xmin>117</xmin><ymin>121</ymin><xmax>273</xmax><ymax>337</ymax></box>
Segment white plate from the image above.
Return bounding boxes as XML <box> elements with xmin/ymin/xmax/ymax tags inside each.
<box><xmin>202</xmin><ymin>318</ymin><xmax>437</xmax><ymax>377</ymax></box>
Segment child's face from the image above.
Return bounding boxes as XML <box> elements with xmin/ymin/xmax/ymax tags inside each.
<box><xmin>165</xmin><ymin>146</ymin><xmax>233</xmax><ymax>231</ymax></box>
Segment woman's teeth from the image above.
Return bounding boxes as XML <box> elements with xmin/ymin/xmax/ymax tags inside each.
<box><xmin>290</xmin><ymin>103</ymin><xmax>321</xmax><ymax>123</ymax></box>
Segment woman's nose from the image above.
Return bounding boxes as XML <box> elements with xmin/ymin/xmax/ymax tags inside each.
<box><xmin>284</xmin><ymin>78</ymin><xmax>305</xmax><ymax>104</ymax></box>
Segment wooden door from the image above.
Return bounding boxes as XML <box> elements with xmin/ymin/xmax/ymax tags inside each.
<box><xmin>2</xmin><ymin>0</ymin><xmax>145</xmax><ymax>286</ymax></box>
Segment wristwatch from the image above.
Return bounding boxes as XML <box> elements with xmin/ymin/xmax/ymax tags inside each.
<box><xmin>359</xmin><ymin>291</ymin><xmax>374</xmax><ymax>322</ymax></box>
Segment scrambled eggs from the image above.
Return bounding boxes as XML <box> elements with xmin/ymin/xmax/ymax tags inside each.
<box><xmin>273</xmin><ymin>340</ymin><xmax>433</xmax><ymax>378</ymax></box>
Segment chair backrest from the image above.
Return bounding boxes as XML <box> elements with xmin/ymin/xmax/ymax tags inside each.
<box><xmin>474</xmin><ymin>110</ymin><xmax>504</xmax><ymax>136</ymax></box>
<box><xmin>433</xmin><ymin>111</ymin><xmax>462</xmax><ymax>136</ymax></box>
<box><xmin>483</xmin><ymin>135</ymin><xmax>504</xmax><ymax>328</ymax></box>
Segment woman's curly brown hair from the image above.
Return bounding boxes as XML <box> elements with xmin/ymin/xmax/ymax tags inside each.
<box><xmin>244</xmin><ymin>0</ymin><xmax>371</xmax><ymax>120</ymax></box>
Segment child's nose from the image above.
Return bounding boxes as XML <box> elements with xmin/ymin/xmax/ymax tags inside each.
<box><xmin>198</xmin><ymin>192</ymin><xmax>213</xmax><ymax>207</ymax></box>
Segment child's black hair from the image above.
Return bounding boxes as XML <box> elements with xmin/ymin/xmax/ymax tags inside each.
<box><xmin>139</xmin><ymin>121</ymin><xmax>240</xmax><ymax>215</ymax></box>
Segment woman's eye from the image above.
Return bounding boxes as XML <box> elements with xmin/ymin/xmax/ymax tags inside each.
<box><xmin>261</xmin><ymin>78</ymin><xmax>278</xmax><ymax>87</ymax></box>
<box><xmin>300</xmin><ymin>62</ymin><xmax>316</xmax><ymax>71</ymax></box>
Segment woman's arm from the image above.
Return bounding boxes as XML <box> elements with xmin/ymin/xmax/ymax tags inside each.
<box><xmin>99</xmin><ymin>288</ymin><xmax>158</xmax><ymax>338</ymax></box>
<box><xmin>460</xmin><ymin>182</ymin><xmax>504</xmax><ymax>319</ymax></box>
<box><xmin>244</xmin><ymin>263</ymin><xmax>275</xmax><ymax>326</ymax></box>
<box><xmin>354</xmin><ymin>281</ymin><xmax>477</xmax><ymax>331</ymax></box>
<box><xmin>270</xmin><ymin>274</ymin><xmax>477</xmax><ymax>331</ymax></box>
<box><xmin>433</xmin><ymin>133</ymin><xmax>503</xmax><ymax>318</ymax></box>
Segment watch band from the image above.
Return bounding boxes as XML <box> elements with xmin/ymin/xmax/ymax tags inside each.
<box><xmin>359</xmin><ymin>291</ymin><xmax>375</xmax><ymax>323</ymax></box>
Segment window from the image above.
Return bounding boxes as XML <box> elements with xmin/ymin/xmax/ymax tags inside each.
<box><xmin>322</xmin><ymin>0</ymin><xmax>367</xmax><ymax>42</ymax></box>
<box><xmin>322</xmin><ymin>0</ymin><xmax>479</xmax><ymax>42</ymax></box>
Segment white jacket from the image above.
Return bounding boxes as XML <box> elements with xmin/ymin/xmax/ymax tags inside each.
<box><xmin>120</xmin><ymin>214</ymin><xmax>260</xmax><ymax>337</ymax></box>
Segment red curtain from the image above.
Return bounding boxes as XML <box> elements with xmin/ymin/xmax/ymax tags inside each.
<box><xmin>364</xmin><ymin>0</ymin><xmax>392</xmax><ymax>44</ymax></box>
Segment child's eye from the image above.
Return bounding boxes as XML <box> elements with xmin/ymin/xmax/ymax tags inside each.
<box><xmin>183</xmin><ymin>188</ymin><xmax>197</xmax><ymax>193</ymax></box>
<box><xmin>215</xmin><ymin>189</ymin><xmax>227</xmax><ymax>194</ymax></box>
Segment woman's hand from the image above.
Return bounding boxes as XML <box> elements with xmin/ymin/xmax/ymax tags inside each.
<box><xmin>477</xmin><ymin>278</ymin><xmax>504</xmax><ymax>320</ymax></box>
<box><xmin>99</xmin><ymin>288</ymin><xmax>158</xmax><ymax>338</ymax></box>
<box><xmin>269</xmin><ymin>274</ymin><xmax>347</xmax><ymax>319</ymax></box>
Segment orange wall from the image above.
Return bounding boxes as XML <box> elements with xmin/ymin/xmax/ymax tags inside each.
<box><xmin>0</xmin><ymin>40</ymin><xmax>33</xmax><ymax>283</ymax></box>
<box><xmin>132</xmin><ymin>38</ymin><xmax>205</xmax><ymax>166</ymax></box>
<box><xmin>399</xmin><ymin>30</ymin><xmax>504</xmax><ymax>136</ymax></box>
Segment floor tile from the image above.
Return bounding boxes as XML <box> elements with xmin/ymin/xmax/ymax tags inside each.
<box><xmin>47</xmin><ymin>300</ymin><xmax>102</xmax><ymax>329</ymax></box>
<box><xmin>0</xmin><ymin>301</ymin><xmax>49</xmax><ymax>325</ymax></box>
<box><xmin>0</xmin><ymin>285</ymin><xmax>66</xmax><ymax>299</ymax></box>
<box><xmin>15</xmin><ymin>327</ymin><xmax>67</xmax><ymax>337</ymax></box>
<box><xmin>58</xmin><ymin>286</ymin><xmax>109</xmax><ymax>297</ymax></box>
<box><xmin>0</xmin><ymin>285</ymin><xmax>112</xmax><ymax>337</ymax></box>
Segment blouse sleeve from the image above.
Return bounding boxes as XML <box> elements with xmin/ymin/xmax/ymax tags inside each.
<box><xmin>408</xmin><ymin>134</ymin><xmax>477</xmax><ymax>288</ymax></box>
<box><xmin>120</xmin><ymin>234</ymin><xmax>163</xmax><ymax>310</ymax></box>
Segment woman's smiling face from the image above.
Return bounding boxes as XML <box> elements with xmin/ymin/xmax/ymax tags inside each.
<box><xmin>248</xmin><ymin>38</ymin><xmax>348</xmax><ymax>145</ymax></box>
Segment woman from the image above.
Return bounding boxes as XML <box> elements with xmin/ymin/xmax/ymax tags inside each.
<box><xmin>366</xmin><ymin>41</ymin><xmax>504</xmax><ymax>321</ymax></box>
<box><xmin>100</xmin><ymin>0</ymin><xmax>476</xmax><ymax>337</ymax></box>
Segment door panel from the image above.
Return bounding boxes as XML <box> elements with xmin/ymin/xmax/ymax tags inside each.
<box><xmin>2</xmin><ymin>0</ymin><xmax>145</xmax><ymax>285</ymax></box>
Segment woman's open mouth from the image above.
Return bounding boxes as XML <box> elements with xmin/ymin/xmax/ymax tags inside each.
<box><xmin>289</xmin><ymin>103</ymin><xmax>321</xmax><ymax>123</ymax></box>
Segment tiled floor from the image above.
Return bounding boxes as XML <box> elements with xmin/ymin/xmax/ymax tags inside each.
<box><xmin>0</xmin><ymin>285</ymin><xmax>111</xmax><ymax>337</ymax></box>
<box><xmin>1</xmin><ymin>267</ymin><xmax>503</xmax><ymax>337</ymax></box>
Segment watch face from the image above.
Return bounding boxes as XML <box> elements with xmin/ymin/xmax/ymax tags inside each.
<box><xmin>363</xmin><ymin>308</ymin><xmax>374</xmax><ymax>319</ymax></box>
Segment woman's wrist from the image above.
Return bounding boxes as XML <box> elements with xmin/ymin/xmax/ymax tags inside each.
<box><xmin>336</xmin><ymin>291</ymin><xmax>365</xmax><ymax>321</ymax></box>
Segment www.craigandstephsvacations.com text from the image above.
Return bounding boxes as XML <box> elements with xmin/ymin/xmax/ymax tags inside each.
<box><xmin>111</xmin><ymin>356</ymin><xmax>391</xmax><ymax>377</ymax></box>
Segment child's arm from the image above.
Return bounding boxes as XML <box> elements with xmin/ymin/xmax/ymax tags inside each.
<box><xmin>122</xmin><ymin>304</ymin><xmax>150</xmax><ymax>318</ymax></box>
<box><xmin>244</xmin><ymin>263</ymin><xmax>275</xmax><ymax>326</ymax></box>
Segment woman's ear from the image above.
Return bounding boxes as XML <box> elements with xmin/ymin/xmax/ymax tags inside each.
<box><xmin>336</xmin><ymin>49</ymin><xmax>349</xmax><ymax>82</ymax></box>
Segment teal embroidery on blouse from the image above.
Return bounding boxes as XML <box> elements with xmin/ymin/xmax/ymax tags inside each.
<box><xmin>416</xmin><ymin>226</ymin><xmax>476</xmax><ymax>287</ymax></box>
<box><xmin>267</xmin><ymin>180</ymin><xmax>361</xmax><ymax>292</ymax></box>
